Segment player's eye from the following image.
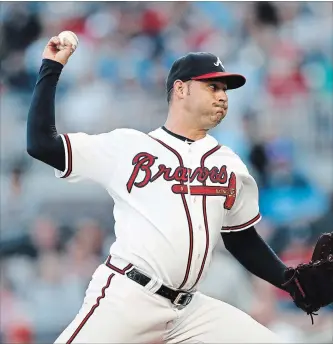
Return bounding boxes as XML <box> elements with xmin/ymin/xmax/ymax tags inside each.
<box><xmin>209</xmin><ymin>83</ymin><xmax>228</xmax><ymax>92</ymax></box>
<box><xmin>209</xmin><ymin>84</ymin><xmax>218</xmax><ymax>91</ymax></box>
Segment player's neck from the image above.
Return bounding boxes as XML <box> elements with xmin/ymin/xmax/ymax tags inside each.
<box><xmin>164</xmin><ymin>118</ymin><xmax>207</xmax><ymax>142</ymax></box>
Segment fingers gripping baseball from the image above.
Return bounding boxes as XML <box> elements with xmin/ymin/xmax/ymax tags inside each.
<box><xmin>42</xmin><ymin>31</ymin><xmax>78</xmax><ymax>66</ymax></box>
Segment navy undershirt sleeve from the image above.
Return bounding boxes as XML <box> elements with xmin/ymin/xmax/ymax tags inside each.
<box><xmin>221</xmin><ymin>226</ymin><xmax>287</xmax><ymax>290</ymax></box>
<box><xmin>27</xmin><ymin>59</ymin><xmax>65</xmax><ymax>171</ymax></box>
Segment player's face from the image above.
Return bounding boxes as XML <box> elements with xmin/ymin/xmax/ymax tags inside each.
<box><xmin>185</xmin><ymin>80</ymin><xmax>228</xmax><ymax>130</ymax></box>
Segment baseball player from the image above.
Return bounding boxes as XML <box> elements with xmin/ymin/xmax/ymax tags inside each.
<box><xmin>26</xmin><ymin>35</ymin><xmax>297</xmax><ymax>343</ymax></box>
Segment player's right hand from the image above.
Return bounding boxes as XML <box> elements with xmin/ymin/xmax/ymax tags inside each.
<box><xmin>42</xmin><ymin>36</ymin><xmax>74</xmax><ymax>66</ymax></box>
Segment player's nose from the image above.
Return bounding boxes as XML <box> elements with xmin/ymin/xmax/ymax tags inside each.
<box><xmin>217</xmin><ymin>90</ymin><xmax>228</xmax><ymax>103</ymax></box>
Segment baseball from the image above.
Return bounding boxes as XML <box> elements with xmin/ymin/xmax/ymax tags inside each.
<box><xmin>57</xmin><ymin>31</ymin><xmax>79</xmax><ymax>51</ymax></box>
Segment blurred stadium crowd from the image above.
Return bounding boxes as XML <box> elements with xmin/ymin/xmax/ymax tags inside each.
<box><xmin>0</xmin><ymin>2</ymin><xmax>332</xmax><ymax>343</ymax></box>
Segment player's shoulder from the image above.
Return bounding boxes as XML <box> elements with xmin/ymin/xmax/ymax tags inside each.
<box><xmin>107</xmin><ymin>128</ymin><xmax>146</xmax><ymax>138</ymax></box>
<box><xmin>67</xmin><ymin>128</ymin><xmax>148</xmax><ymax>147</ymax></box>
<box><xmin>218</xmin><ymin>145</ymin><xmax>258</xmax><ymax>189</ymax></box>
<box><xmin>95</xmin><ymin>128</ymin><xmax>148</xmax><ymax>141</ymax></box>
<box><xmin>216</xmin><ymin>143</ymin><xmax>250</xmax><ymax>175</ymax></box>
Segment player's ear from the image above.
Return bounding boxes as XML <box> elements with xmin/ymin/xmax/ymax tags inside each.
<box><xmin>173</xmin><ymin>80</ymin><xmax>185</xmax><ymax>100</ymax></box>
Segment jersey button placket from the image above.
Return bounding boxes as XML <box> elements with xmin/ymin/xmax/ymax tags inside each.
<box><xmin>186</xmin><ymin>150</ymin><xmax>197</xmax><ymax>287</ymax></box>
<box><xmin>186</xmin><ymin>150</ymin><xmax>193</xmax><ymax>204</ymax></box>
<box><xmin>190</xmin><ymin>153</ymin><xmax>206</xmax><ymax>287</ymax></box>
<box><xmin>188</xmin><ymin>152</ymin><xmax>197</xmax><ymax>205</ymax></box>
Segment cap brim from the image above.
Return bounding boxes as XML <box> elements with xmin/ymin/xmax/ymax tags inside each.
<box><xmin>192</xmin><ymin>72</ymin><xmax>246</xmax><ymax>89</ymax></box>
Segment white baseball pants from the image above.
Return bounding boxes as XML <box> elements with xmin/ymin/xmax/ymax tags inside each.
<box><xmin>54</xmin><ymin>260</ymin><xmax>283</xmax><ymax>343</ymax></box>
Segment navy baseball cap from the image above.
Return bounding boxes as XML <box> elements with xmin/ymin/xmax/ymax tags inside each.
<box><xmin>166</xmin><ymin>52</ymin><xmax>246</xmax><ymax>92</ymax></box>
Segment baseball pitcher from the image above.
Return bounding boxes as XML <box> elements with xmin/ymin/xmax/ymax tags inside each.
<box><xmin>26</xmin><ymin>34</ymin><xmax>333</xmax><ymax>343</ymax></box>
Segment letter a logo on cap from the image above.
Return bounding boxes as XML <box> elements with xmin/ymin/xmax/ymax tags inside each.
<box><xmin>214</xmin><ymin>57</ymin><xmax>224</xmax><ymax>69</ymax></box>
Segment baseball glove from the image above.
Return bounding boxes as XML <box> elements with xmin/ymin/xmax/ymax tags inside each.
<box><xmin>282</xmin><ymin>232</ymin><xmax>333</xmax><ymax>323</ymax></box>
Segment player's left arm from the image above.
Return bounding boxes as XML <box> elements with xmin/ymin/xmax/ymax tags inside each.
<box><xmin>221</xmin><ymin>170</ymin><xmax>333</xmax><ymax>318</ymax></box>
<box><xmin>223</xmin><ymin>227</ymin><xmax>333</xmax><ymax>319</ymax></box>
<box><xmin>221</xmin><ymin>226</ymin><xmax>287</xmax><ymax>290</ymax></box>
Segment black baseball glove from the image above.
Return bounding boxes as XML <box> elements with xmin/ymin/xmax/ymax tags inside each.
<box><xmin>282</xmin><ymin>232</ymin><xmax>333</xmax><ymax>323</ymax></box>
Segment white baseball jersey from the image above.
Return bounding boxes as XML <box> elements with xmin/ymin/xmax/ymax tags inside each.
<box><xmin>55</xmin><ymin>127</ymin><xmax>261</xmax><ymax>291</ymax></box>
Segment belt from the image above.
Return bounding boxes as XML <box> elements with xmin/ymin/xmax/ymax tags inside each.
<box><xmin>126</xmin><ymin>268</ymin><xmax>193</xmax><ymax>307</ymax></box>
<box><xmin>105</xmin><ymin>257</ymin><xmax>193</xmax><ymax>307</ymax></box>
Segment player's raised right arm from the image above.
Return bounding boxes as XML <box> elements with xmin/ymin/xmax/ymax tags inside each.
<box><xmin>26</xmin><ymin>36</ymin><xmax>74</xmax><ymax>171</ymax></box>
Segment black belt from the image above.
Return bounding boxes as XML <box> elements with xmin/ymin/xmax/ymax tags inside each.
<box><xmin>126</xmin><ymin>268</ymin><xmax>193</xmax><ymax>307</ymax></box>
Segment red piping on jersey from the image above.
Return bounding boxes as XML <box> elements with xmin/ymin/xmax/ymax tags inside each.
<box><xmin>150</xmin><ymin>137</ymin><xmax>194</xmax><ymax>290</ymax></box>
<box><xmin>190</xmin><ymin>145</ymin><xmax>221</xmax><ymax>290</ymax></box>
<box><xmin>222</xmin><ymin>213</ymin><xmax>261</xmax><ymax>231</ymax></box>
<box><xmin>66</xmin><ymin>273</ymin><xmax>115</xmax><ymax>344</ymax></box>
<box><xmin>105</xmin><ymin>255</ymin><xmax>133</xmax><ymax>275</ymax></box>
<box><xmin>62</xmin><ymin>134</ymin><xmax>72</xmax><ymax>178</ymax></box>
